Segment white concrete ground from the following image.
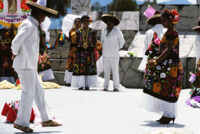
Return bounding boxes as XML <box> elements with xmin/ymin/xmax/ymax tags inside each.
<box><xmin>0</xmin><ymin>78</ymin><xmax>200</xmax><ymax>134</ymax></box>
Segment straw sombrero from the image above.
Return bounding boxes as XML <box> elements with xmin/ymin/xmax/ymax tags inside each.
<box><xmin>102</xmin><ymin>13</ymin><xmax>120</xmax><ymax>26</ymax></box>
<box><xmin>146</xmin><ymin>11</ymin><xmax>161</xmax><ymax>25</ymax></box>
<box><xmin>192</xmin><ymin>21</ymin><xmax>200</xmax><ymax>31</ymax></box>
<box><xmin>26</xmin><ymin>0</ymin><xmax>58</xmax><ymax>16</ymax></box>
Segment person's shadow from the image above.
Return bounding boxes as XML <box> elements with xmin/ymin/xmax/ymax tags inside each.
<box><xmin>140</xmin><ymin>120</ymin><xmax>185</xmax><ymax>128</ymax></box>
<box><xmin>72</xmin><ymin>88</ymin><xmax>98</xmax><ymax>91</ymax></box>
<box><xmin>14</xmin><ymin>131</ymin><xmax>62</xmax><ymax>134</ymax></box>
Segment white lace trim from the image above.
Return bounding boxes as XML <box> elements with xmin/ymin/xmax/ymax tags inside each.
<box><xmin>140</xmin><ymin>93</ymin><xmax>177</xmax><ymax>118</ymax></box>
<box><xmin>71</xmin><ymin>75</ymin><xmax>97</xmax><ymax>88</ymax></box>
<box><xmin>64</xmin><ymin>70</ymin><xmax>72</xmax><ymax>84</ymax></box>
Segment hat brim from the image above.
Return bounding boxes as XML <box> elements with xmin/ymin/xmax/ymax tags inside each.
<box><xmin>192</xmin><ymin>26</ymin><xmax>200</xmax><ymax>31</ymax></box>
<box><xmin>147</xmin><ymin>14</ymin><xmax>161</xmax><ymax>25</ymax></box>
<box><xmin>102</xmin><ymin>14</ymin><xmax>120</xmax><ymax>26</ymax></box>
<box><xmin>26</xmin><ymin>1</ymin><xmax>58</xmax><ymax>16</ymax></box>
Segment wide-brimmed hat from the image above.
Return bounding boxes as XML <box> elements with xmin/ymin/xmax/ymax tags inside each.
<box><xmin>192</xmin><ymin>21</ymin><xmax>200</xmax><ymax>31</ymax></box>
<box><xmin>26</xmin><ymin>0</ymin><xmax>58</xmax><ymax>16</ymax></box>
<box><xmin>146</xmin><ymin>11</ymin><xmax>161</xmax><ymax>25</ymax></box>
<box><xmin>102</xmin><ymin>13</ymin><xmax>120</xmax><ymax>26</ymax></box>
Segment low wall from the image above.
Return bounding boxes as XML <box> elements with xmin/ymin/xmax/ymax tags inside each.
<box><xmin>48</xmin><ymin>30</ymin><xmax>196</xmax><ymax>89</ymax></box>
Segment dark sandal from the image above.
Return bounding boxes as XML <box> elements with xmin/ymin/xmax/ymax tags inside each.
<box><xmin>42</xmin><ymin>120</ymin><xmax>62</xmax><ymax>127</ymax></box>
<box><xmin>14</xmin><ymin>124</ymin><xmax>33</xmax><ymax>133</ymax></box>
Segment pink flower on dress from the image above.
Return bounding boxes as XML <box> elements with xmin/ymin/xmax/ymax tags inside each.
<box><xmin>153</xmin><ymin>37</ymin><xmax>161</xmax><ymax>45</ymax></box>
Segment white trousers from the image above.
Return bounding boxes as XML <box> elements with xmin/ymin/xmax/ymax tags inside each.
<box><xmin>15</xmin><ymin>69</ymin><xmax>50</xmax><ymax>127</ymax></box>
<box><xmin>103</xmin><ymin>57</ymin><xmax>120</xmax><ymax>89</ymax></box>
<box><xmin>64</xmin><ymin>70</ymin><xmax>73</xmax><ymax>84</ymax></box>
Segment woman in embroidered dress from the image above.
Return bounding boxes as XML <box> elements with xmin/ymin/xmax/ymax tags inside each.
<box><xmin>71</xmin><ymin>15</ymin><xmax>97</xmax><ymax>90</ymax></box>
<box><xmin>0</xmin><ymin>27</ymin><xmax>15</xmax><ymax>83</ymax></box>
<box><xmin>186</xmin><ymin>22</ymin><xmax>200</xmax><ymax>108</ymax></box>
<box><xmin>142</xmin><ymin>9</ymin><xmax>183</xmax><ymax>124</ymax></box>
<box><xmin>64</xmin><ymin>18</ymin><xmax>81</xmax><ymax>86</ymax></box>
<box><xmin>38</xmin><ymin>23</ymin><xmax>55</xmax><ymax>81</ymax></box>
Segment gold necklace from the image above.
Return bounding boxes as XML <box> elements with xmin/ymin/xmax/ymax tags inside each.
<box><xmin>82</xmin><ymin>28</ymin><xmax>89</xmax><ymax>49</ymax></box>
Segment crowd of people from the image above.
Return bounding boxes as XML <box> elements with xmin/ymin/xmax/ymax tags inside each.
<box><xmin>0</xmin><ymin>0</ymin><xmax>200</xmax><ymax>133</ymax></box>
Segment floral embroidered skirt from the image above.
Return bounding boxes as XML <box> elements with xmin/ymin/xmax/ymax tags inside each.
<box><xmin>143</xmin><ymin>58</ymin><xmax>183</xmax><ymax>103</ymax></box>
<box><xmin>66</xmin><ymin>45</ymin><xmax>77</xmax><ymax>72</ymax></box>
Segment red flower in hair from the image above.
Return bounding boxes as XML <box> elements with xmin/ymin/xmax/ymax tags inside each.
<box><xmin>164</xmin><ymin>9</ymin><xmax>179</xmax><ymax>24</ymax></box>
<box><xmin>171</xmin><ymin>9</ymin><xmax>179</xmax><ymax>24</ymax></box>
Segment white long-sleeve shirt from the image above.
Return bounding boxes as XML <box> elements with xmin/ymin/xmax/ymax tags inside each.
<box><xmin>11</xmin><ymin>16</ymin><xmax>40</xmax><ymax>70</ymax></box>
<box><xmin>144</xmin><ymin>24</ymin><xmax>167</xmax><ymax>54</ymax></box>
<box><xmin>194</xmin><ymin>35</ymin><xmax>200</xmax><ymax>65</ymax></box>
<box><xmin>101</xmin><ymin>27</ymin><xmax>125</xmax><ymax>57</ymax></box>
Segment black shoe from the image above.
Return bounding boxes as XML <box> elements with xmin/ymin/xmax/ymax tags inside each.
<box><xmin>158</xmin><ymin>116</ymin><xmax>175</xmax><ymax>124</ymax></box>
<box><xmin>78</xmin><ymin>87</ymin><xmax>84</xmax><ymax>90</ymax></box>
<box><xmin>85</xmin><ymin>87</ymin><xmax>89</xmax><ymax>90</ymax></box>
<box><xmin>66</xmin><ymin>83</ymin><xmax>71</xmax><ymax>87</ymax></box>
<box><xmin>102</xmin><ymin>88</ymin><xmax>108</xmax><ymax>91</ymax></box>
<box><xmin>156</xmin><ymin>116</ymin><xmax>165</xmax><ymax>122</ymax></box>
<box><xmin>113</xmin><ymin>88</ymin><xmax>119</xmax><ymax>92</ymax></box>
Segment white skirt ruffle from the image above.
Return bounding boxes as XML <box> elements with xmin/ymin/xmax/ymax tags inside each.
<box><xmin>140</xmin><ymin>93</ymin><xmax>177</xmax><ymax>118</ymax></box>
<box><xmin>64</xmin><ymin>70</ymin><xmax>73</xmax><ymax>84</ymax></box>
<box><xmin>38</xmin><ymin>69</ymin><xmax>55</xmax><ymax>81</ymax></box>
<box><xmin>71</xmin><ymin>75</ymin><xmax>97</xmax><ymax>88</ymax></box>
<box><xmin>138</xmin><ymin>55</ymin><xmax>148</xmax><ymax>72</ymax></box>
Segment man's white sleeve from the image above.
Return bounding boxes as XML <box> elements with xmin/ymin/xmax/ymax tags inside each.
<box><xmin>144</xmin><ymin>30</ymin><xmax>153</xmax><ymax>54</ymax></box>
<box><xmin>118</xmin><ymin>30</ymin><xmax>125</xmax><ymax>49</ymax></box>
<box><xmin>11</xmin><ymin>23</ymin><xmax>33</xmax><ymax>55</ymax></box>
<box><xmin>100</xmin><ymin>29</ymin><xmax>104</xmax><ymax>44</ymax></box>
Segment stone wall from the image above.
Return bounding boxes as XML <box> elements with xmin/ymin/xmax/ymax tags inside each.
<box><xmin>119</xmin><ymin>57</ymin><xmax>196</xmax><ymax>88</ymax></box>
<box><xmin>139</xmin><ymin>5</ymin><xmax>199</xmax><ymax>31</ymax></box>
<box><xmin>47</xmin><ymin>5</ymin><xmax>198</xmax><ymax>88</ymax></box>
<box><xmin>48</xmin><ymin>30</ymin><xmax>196</xmax><ymax>88</ymax></box>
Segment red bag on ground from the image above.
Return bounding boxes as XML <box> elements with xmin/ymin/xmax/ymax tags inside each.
<box><xmin>1</xmin><ymin>101</ymin><xmax>35</xmax><ymax>123</ymax></box>
<box><xmin>1</xmin><ymin>103</ymin><xmax>10</xmax><ymax>116</ymax></box>
<box><xmin>6</xmin><ymin>107</ymin><xmax>17</xmax><ymax>123</ymax></box>
<box><xmin>30</xmin><ymin>109</ymin><xmax>35</xmax><ymax>123</ymax></box>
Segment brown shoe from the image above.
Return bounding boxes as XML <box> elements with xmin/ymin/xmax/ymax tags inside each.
<box><xmin>113</xmin><ymin>88</ymin><xmax>119</xmax><ymax>92</ymax></box>
<box><xmin>14</xmin><ymin>124</ymin><xmax>33</xmax><ymax>133</ymax></box>
<box><xmin>42</xmin><ymin>120</ymin><xmax>62</xmax><ymax>127</ymax></box>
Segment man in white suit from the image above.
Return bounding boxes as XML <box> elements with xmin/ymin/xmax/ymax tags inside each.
<box><xmin>101</xmin><ymin>14</ymin><xmax>125</xmax><ymax>91</ymax></box>
<box><xmin>138</xmin><ymin>11</ymin><xmax>166</xmax><ymax>72</ymax></box>
<box><xmin>11</xmin><ymin>0</ymin><xmax>61</xmax><ymax>132</ymax></box>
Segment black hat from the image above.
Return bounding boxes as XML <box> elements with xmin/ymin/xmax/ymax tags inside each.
<box><xmin>102</xmin><ymin>13</ymin><xmax>120</xmax><ymax>26</ymax></box>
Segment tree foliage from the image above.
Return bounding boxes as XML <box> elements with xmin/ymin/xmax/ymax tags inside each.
<box><xmin>107</xmin><ymin>0</ymin><xmax>138</xmax><ymax>11</ymax></box>
<box><xmin>91</xmin><ymin>1</ymin><xmax>107</xmax><ymax>12</ymax></box>
<box><xmin>143</xmin><ymin>0</ymin><xmax>157</xmax><ymax>6</ymax></box>
<box><xmin>47</xmin><ymin>0</ymin><xmax>71</xmax><ymax>18</ymax></box>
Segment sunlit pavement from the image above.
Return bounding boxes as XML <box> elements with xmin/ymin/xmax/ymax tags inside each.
<box><xmin>0</xmin><ymin>83</ymin><xmax>199</xmax><ymax>134</ymax></box>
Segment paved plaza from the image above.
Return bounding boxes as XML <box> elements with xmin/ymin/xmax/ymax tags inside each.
<box><xmin>0</xmin><ymin>78</ymin><xmax>199</xmax><ymax>134</ymax></box>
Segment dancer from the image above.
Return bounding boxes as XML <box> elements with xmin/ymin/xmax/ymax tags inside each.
<box><xmin>64</xmin><ymin>18</ymin><xmax>81</xmax><ymax>86</ymax></box>
<box><xmin>142</xmin><ymin>9</ymin><xmax>183</xmax><ymax>124</ymax></box>
<box><xmin>101</xmin><ymin>13</ymin><xmax>125</xmax><ymax>91</ymax></box>
<box><xmin>0</xmin><ymin>25</ymin><xmax>16</xmax><ymax>83</ymax></box>
<box><xmin>72</xmin><ymin>15</ymin><xmax>97</xmax><ymax>90</ymax></box>
<box><xmin>138</xmin><ymin>10</ymin><xmax>166</xmax><ymax>72</ymax></box>
<box><xmin>11</xmin><ymin>0</ymin><xmax>61</xmax><ymax>132</ymax></box>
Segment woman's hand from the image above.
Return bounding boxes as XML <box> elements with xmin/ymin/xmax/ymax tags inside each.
<box><xmin>11</xmin><ymin>55</ymin><xmax>16</xmax><ymax>60</ymax></box>
<box><xmin>148</xmin><ymin>59</ymin><xmax>157</xmax><ymax>68</ymax></box>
